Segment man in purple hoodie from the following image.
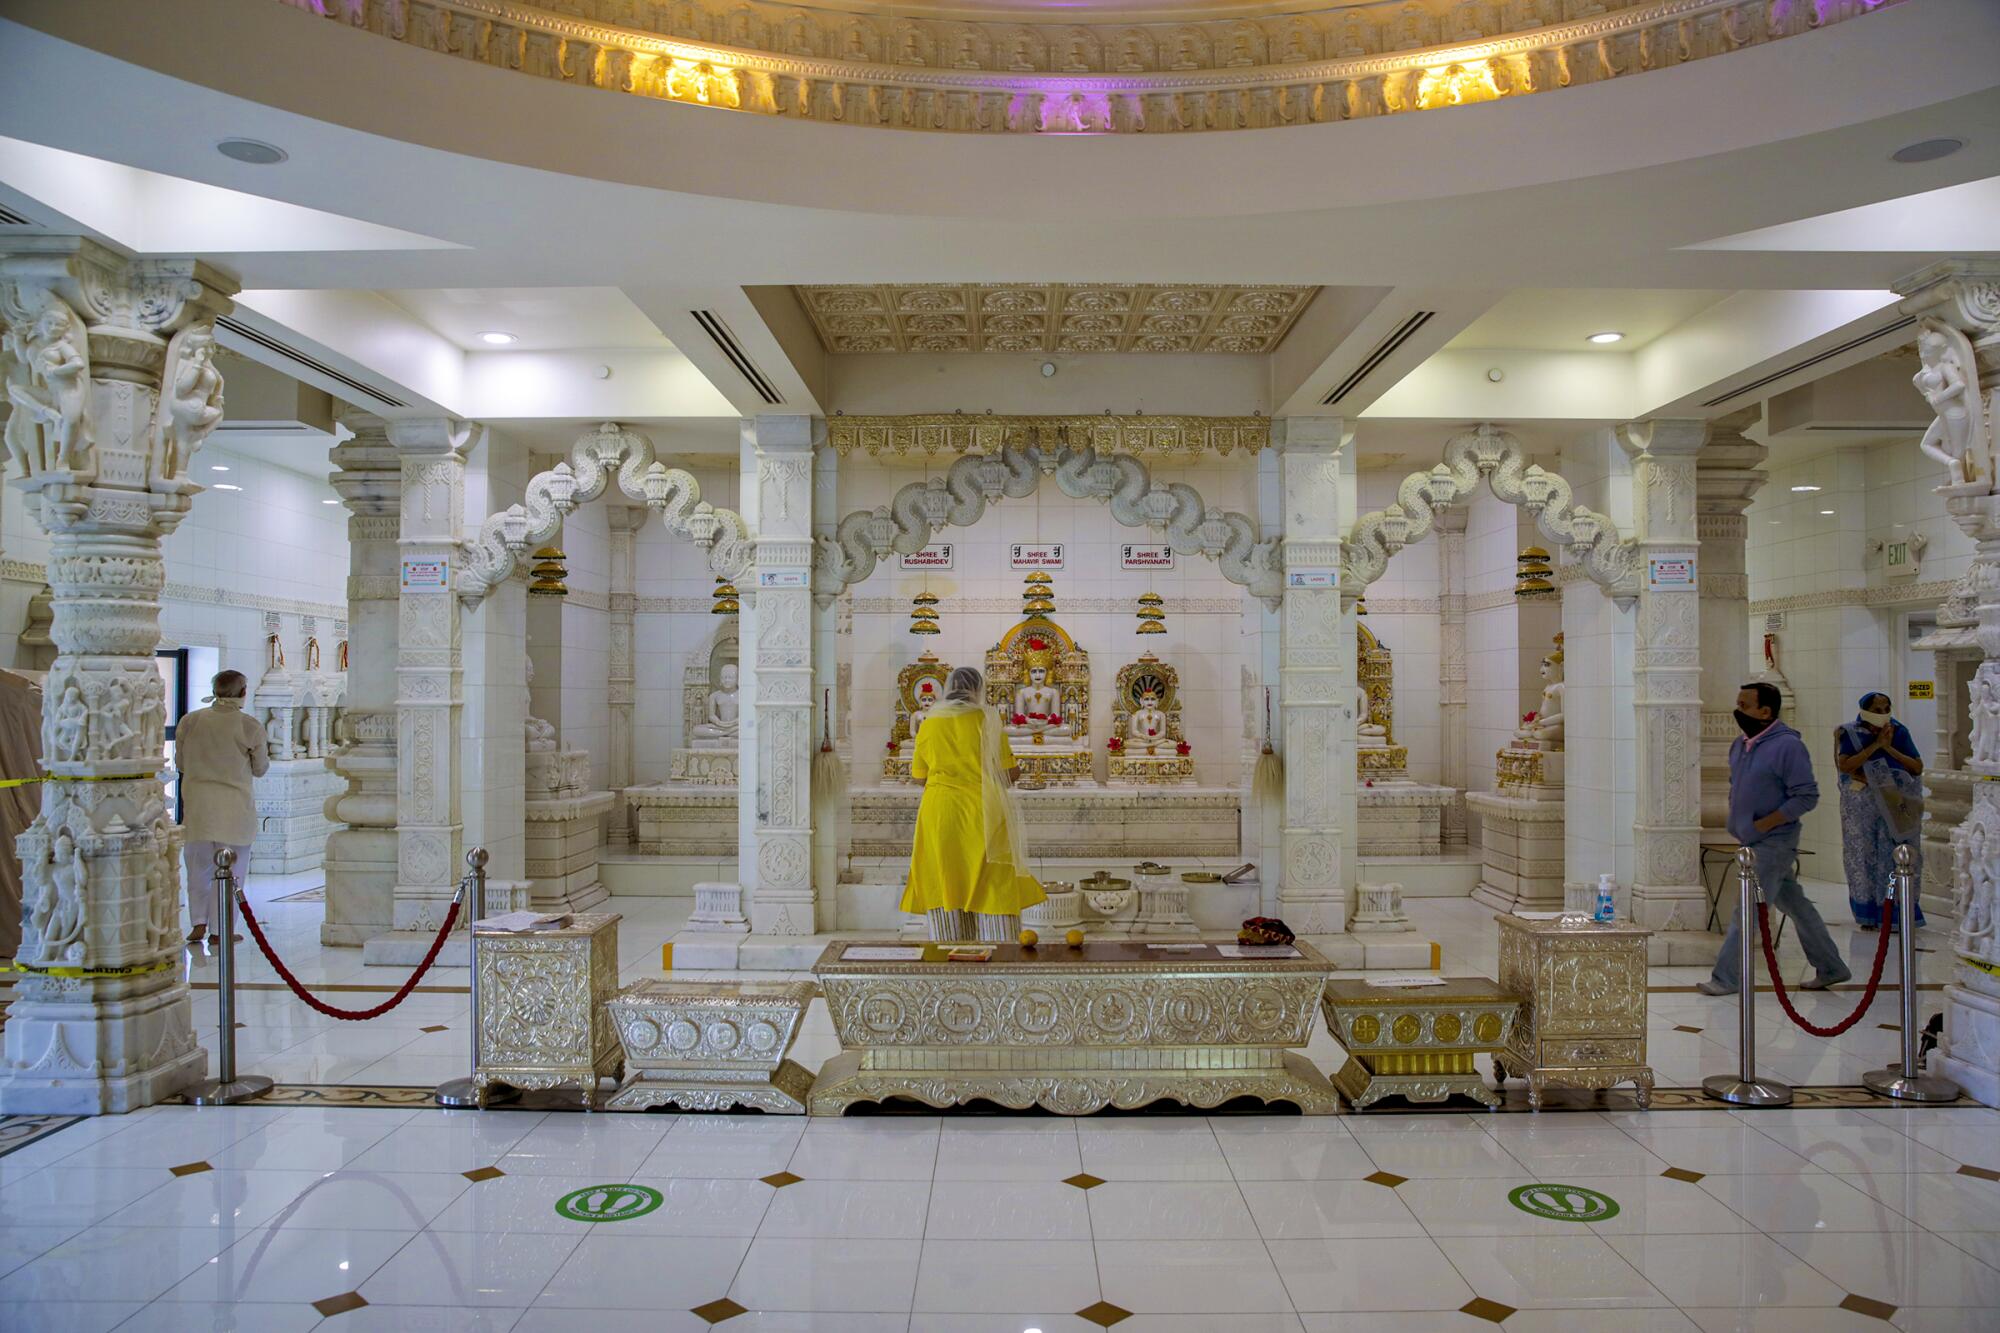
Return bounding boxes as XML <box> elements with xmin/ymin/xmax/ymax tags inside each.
<box><xmin>1697</xmin><ymin>682</ymin><xmax>1853</xmax><ymax>996</ymax></box>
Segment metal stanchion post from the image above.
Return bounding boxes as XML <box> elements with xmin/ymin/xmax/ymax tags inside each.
<box><xmin>436</xmin><ymin>848</ymin><xmax>515</xmax><ymax>1109</ymax></box>
<box><xmin>1864</xmin><ymin>844</ymin><xmax>1961</xmax><ymax>1103</ymax></box>
<box><xmin>189</xmin><ymin>848</ymin><xmax>274</xmax><ymax>1106</ymax></box>
<box><xmin>1703</xmin><ymin>846</ymin><xmax>1793</xmax><ymax>1107</ymax></box>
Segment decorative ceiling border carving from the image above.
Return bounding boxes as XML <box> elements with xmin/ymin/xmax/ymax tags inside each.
<box><xmin>829</xmin><ymin>414</ymin><xmax>1271</xmax><ymax>459</ymax></box>
<box><xmin>797</xmin><ymin>284</ymin><xmax>1318</xmax><ymax>354</ymax></box>
<box><xmin>284</xmin><ymin>0</ymin><xmax>1895</xmax><ymax>135</ymax></box>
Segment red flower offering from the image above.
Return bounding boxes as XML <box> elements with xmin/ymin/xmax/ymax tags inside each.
<box><xmin>1176</xmin><ymin>741</ymin><xmax>1191</xmax><ymax>756</ymax></box>
<box><xmin>1012</xmin><ymin>713</ymin><xmax>1027</xmax><ymax>726</ymax></box>
<box><xmin>1048</xmin><ymin>714</ymin><xmax>1061</xmax><ymax>725</ymax></box>
<box><xmin>1107</xmin><ymin>737</ymin><xmax>1123</xmax><ymax>752</ymax></box>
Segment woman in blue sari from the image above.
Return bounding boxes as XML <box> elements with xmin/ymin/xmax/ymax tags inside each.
<box><xmin>1833</xmin><ymin>692</ymin><xmax>1925</xmax><ymax>930</ymax></box>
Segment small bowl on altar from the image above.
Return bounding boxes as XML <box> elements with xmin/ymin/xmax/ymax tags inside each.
<box><xmin>1179</xmin><ymin>871</ymin><xmax>1222</xmax><ymax>884</ymax></box>
<box><xmin>1132</xmin><ymin>861</ymin><xmax>1170</xmax><ymax>878</ymax></box>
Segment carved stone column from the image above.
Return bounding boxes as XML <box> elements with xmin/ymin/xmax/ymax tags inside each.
<box><xmin>605</xmin><ymin>505</ymin><xmax>639</xmax><ymax>845</ymax></box>
<box><xmin>1435</xmin><ymin>504</ymin><xmax>1469</xmax><ymax>843</ymax></box>
<box><xmin>1895</xmin><ymin>259</ymin><xmax>2000</xmax><ymax>1107</ymax></box>
<box><xmin>1619</xmin><ymin>419</ymin><xmax>1705</xmax><ymax>930</ymax></box>
<box><xmin>810</xmin><ymin>445</ymin><xmax>844</xmax><ymax>909</ymax></box>
<box><xmin>379</xmin><ymin>418</ymin><xmax>467</xmax><ymax>963</ymax></box>
<box><xmin>1275</xmin><ymin>417</ymin><xmax>1351</xmax><ymax>934</ymax></box>
<box><xmin>321</xmin><ymin>412</ymin><xmax>401</xmax><ymax>947</ymax></box>
<box><xmin>1694</xmin><ymin>415</ymin><xmax>1767</xmax><ymax>835</ymax></box>
<box><xmin>0</xmin><ymin>237</ymin><xmax>232</xmax><ymax>1112</ymax></box>
<box><xmin>741</xmin><ymin>415</ymin><xmax>817</xmax><ymax>935</ymax></box>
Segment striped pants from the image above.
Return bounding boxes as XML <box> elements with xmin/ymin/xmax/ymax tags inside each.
<box><xmin>925</xmin><ymin>909</ymin><xmax>1021</xmax><ymax>943</ymax></box>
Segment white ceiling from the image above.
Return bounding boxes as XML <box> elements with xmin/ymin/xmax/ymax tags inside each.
<box><xmin>1447</xmin><ymin>290</ymin><xmax>1731</xmax><ymax>353</ymax></box>
<box><xmin>382</xmin><ymin>288</ymin><xmax>673</xmax><ymax>353</ymax></box>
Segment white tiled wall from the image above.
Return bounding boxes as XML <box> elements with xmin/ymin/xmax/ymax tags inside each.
<box><xmin>633</xmin><ymin>463</ymin><xmax>743</xmax><ymax>783</ymax></box>
<box><xmin>461</xmin><ymin>431</ymin><xmax>528</xmax><ymax>880</ymax></box>
<box><xmin>1561</xmin><ymin>429</ymin><xmax>1637</xmax><ymax>892</ymax></box>
<box><xmin>1357</xmin><ymin>471</ymin><xmax>1442</xmax><ymax>785</ymax></box>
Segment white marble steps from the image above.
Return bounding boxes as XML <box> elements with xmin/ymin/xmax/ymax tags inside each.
<box><xmin>670</xmin><ymin>929</ymin><xmax>1439</xmax><ymax>973</ymax></box>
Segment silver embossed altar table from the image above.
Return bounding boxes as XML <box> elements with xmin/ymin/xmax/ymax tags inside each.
<box><xmin>809</xmin><ymin>939</ymin><xmax>1339</xmax><ymax>1115</ymax></box>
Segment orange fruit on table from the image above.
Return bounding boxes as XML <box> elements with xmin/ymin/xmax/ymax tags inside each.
<box><xmin>1019</xmin><ymin>928</ymin><xmax>1039</xmax><ymax>947</ymax></box>
<box><xmin>1066</xmin><ymin>928</ymin><xmax>1086</xmax><ymax>947</ymax></box>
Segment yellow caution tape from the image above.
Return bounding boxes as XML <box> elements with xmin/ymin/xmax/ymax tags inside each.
<box><xmin>1965</xmin><ymin>955</ymin><xmax>2000</xmax><ymax>980</ymax></box>
<box><xmin>2</xmin><ymin>958</ymin><xmax>179</xmax><ymax>979</ymax></box>
<box><xmin>0</xmin><ymin>775</ymin><xmax>154</xmax><ymax>788</ymax></box>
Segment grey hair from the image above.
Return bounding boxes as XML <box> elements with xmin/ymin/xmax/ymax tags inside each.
<box><xmin>944</xmin><ymin>666</ymin><xmax>983</xmax><ymax>702</ymax></box>
<box><xmin>211</xmin><ymin>670</ymin><xmax>249</xmax><ymax>699</ymax></box>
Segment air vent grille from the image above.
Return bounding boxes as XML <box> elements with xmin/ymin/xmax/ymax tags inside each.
<box><xmin>1701</xmin><ymin>316</ymin><xmax>1916</xmax><ymax>409</ymax></box>
<box><xmin>216</xmin><ymin>315</ymin><xmax>406</xmax><ymax>410</ymax></box>
<box><xmin>0</xmin><ymin>204</ymin><xmax>36</xmax><ymax>227</ymax></box>
<box><xmin>691</xmin><ymin>309</ymin><xmax>783</xmax><ymax>406</ymax></box>
<box><xmin>1322</xmin><ymin>311</ymin><xmax>1434</xmax><ymax>406</ymax></box>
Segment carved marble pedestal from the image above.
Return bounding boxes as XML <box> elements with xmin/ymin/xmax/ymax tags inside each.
<box><xmin>1356</xmin><ymin>782</ymin><xmax>1454</xmax><ymax>856</ymax></box>
<box><xmin>1466</xmin><ymin>790</ymin><xmax>1567</xmax><ymax>913</ymax></box>
<box><xmin>626</xmin><ymin>785</ymin><xmax>738</xmax><ymax>856</ymax></box>
<box><xmin>605</xmin><ymin>979</ymin><xmax>814</xmax><ymax>1113</ymax></box>
<box><xmin>475</xmin><ymin>913</ymin><xmax>623</xmax><ymax>1099</ymax></box>
<box><xmin>1350</xmin><ymin>881</ymin><xmax>1411</xmax><ymax>933</ymax></box>
<box><xmin>810</xmin><ymin>939</ymin><xmax>1339</xmax><ymax>1115</ymax></box>
<box><xmin>1493</xmin><ymin>913</ymin><xmax>1653</xmax><ymax>1110</ymax></box>
<box><xmin>524</xmin><ymin>791</ymin><xmax>615</xmax><ymax>914</ymax></box>
<box><xmin>1321</xmin><ymin>977</ymin><xmax>1519</xmax><ymax>1109</ymax></box>
<box><xmin>250</xmin><ymin>758</ymin><xmax>343</xmax><ymax>875</ymax></box>
<box><xmin>850</xmin><ymin>786</ymin><xmax>1241</xmax><ymax>860</ymax></box>
<box><xmin>688</xmin><ymin>880</ymin><xmax>749</xmax><ymax>933</ymax></box>
<box><xmin>1106</xmin><ymin>751</ymin><xmax>1194</xmax><ymax>786</ymax></box>
<box><xmin>669</xmin><ymin>748</ymin><xmax>738</xmax><ymax>786</ymax></box>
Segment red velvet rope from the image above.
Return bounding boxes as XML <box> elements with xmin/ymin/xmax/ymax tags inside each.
<box><xmin>235</xmin><ymin>888</ymin><xmax>463</xmax><ymax>1021</ymax></box>
<box><xmin>1756</xmin><ymin>895</ymin><xmax>1899</xmax><ymax>1038</ymax></box>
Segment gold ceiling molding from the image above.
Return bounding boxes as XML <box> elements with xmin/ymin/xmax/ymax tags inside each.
<box><xmin>282</xmin><ymin>0</ymin><xmax>1897</xmax><ymax>134</ymax></box>
<box><xmin>828</xmin><ymin>414</ymin><xmax>1271</xmax><ymax>458</ymax></box>
<box><xmin>798</xmin><ymin>284</ymin><xmax>1318</xmax><ymax>354</ymax></box>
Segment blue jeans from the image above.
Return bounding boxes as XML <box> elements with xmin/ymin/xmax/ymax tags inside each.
<box><xmin>1710</xmin><ymin>828</ymin><xmax>1849</xmax><ymax>990</ymax></box>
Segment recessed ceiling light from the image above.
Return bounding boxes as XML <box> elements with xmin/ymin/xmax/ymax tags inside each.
<box><xmin>1586</xmin><ymin>331</ymin><xmax>1624</xmax><ymax>345</ymax></box>
<box><xmin>1790</xmin><ymin>484</ymin><xmax>1820</xmax><ymax>492</ymax></box>
<box><xmin>478</xmin><ymin>331</ymin><xmax>518</xmax><ymax>346</ymax></box>
<box><xmin>216</xmin><ymin>138</ymin><xmax>287</xmax><ymax>166</ymax></box>
<box><xmin>212</xmin><ymin>483</ymin><xmax>242</xmax><ymax>492</ymax></box>
<box><xmin>322</xmin><ymin>498</ymin><xmax>340</xmax><ymax>505</ymax></box>
<box><xmin>1891</xmin><ymin>137</ymin><xmax>1964</xmax><ymax>165</ymax></box>
<box><xmin>1819</xmin><ymin>509</ymin><xmax>1835</xmax><ymax>516</ymax></box>
<box><xmin>210</xmin><ymin>465</ymin><xmax>229</xmax><ymax>472</ymax></box>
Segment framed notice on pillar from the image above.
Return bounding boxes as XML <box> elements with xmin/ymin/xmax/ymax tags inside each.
<box><xmin>1011</xmin><ymin>544</ymin><xmax>1065</xmax><ymax>570</ymax></box>
<box><xmin>400</xmin><ymin>557</ymin><xmax>450</xmax><ymax>590</ymax></box>
<box><xmin>899</xmin><ymin>544</ymin><xmax>954</xmax><ymax>571</ymax></box>
<box><xmin>757</xmin><ymin>569</ymin><xmax>810</xmax><ymax>589</ymax></box>
<box><xmin>1646</xmin><ymin>556</ymin><xmax>1697</xmax><ymax>593</ymax></box>
<box><xmin>1121</xmin><ymin>543</ymin><xmax>1174</xmax><ymax>571</ymax></box>
<box><xmin>1285</xmin><ymin>569</ymin><xmax>1339</xmax><ymax>590</ymax></box>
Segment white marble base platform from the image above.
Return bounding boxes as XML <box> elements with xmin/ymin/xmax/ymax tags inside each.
<box><xmin>251</xmin><ymin>758</ymin><xmax>343</xmax><ymax>876</ymax></box>
<box><xmin>668</xmin><ymin>927</ymin><xmax>1439</xmax><ymax>974</ymax></box>
<box><xmin>525</xmin><ymin>789</ymin><xmax>615</xmax><ymax>914</ymax></box>
<box><xmin>850</xmin><ymin>784</ymin><xmax>1241</xmax><ymax>860</ymax></box>
<box><xmin>1356</xmin><ymin>781</ymin><xmax>1456</xmax><ymax>857</ymax></box>
<box><xmin>1465</xmin><ymin>789</ymin><xmax>1566</xmax><ymax>913</ymax></box>
<box><xmin>669</xmin><ymin>746</ymin><xmax>738</xmax><ymax>785</ymax></box>
<box><xmin>625</xmin><ymin>784</ymin><xmax>737</xmax><ymax>856</ymax></box>
<box><xmin>600</xmin><ymin>852</ymin><xmax>734</xmax><ymax>897</ymax></box>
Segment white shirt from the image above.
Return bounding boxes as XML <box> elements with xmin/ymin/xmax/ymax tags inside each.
<box><xmin>175</xmin><ymin>699</ymin><xmax>270</xmax><ymax>845</ymax></box>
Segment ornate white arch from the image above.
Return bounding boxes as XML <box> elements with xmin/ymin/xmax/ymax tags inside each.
<box><xmin>460</xmin><ymin>421</ymin><xmax>753</xmax><ymax>605</ymax></box>
<box><xmin>813</xmin><ymin>434</ymin><xmax>1281</xmax><ymax>607</ymax></box>
<box><xmin>1343</xmin><ymin>423</ymin><xmax>1636</xmax><ymax>591</ymax></box>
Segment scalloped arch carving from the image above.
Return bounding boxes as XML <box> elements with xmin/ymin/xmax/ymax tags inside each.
<box><xmin>460</xmin><ymin>421</ymin><xmax>752</xmax><ymax>605</ymax></box>
<box><xmin>1343</xmin><ymin>423</ymin><xmax>1635</xmax><ymax>591</ymax></box>
<box><xmin>813</xmin><ymin>434</ymin><xmax>1281</xmax><ymax>608</ymax></box>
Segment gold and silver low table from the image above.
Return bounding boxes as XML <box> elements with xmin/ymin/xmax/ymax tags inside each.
<box><xmin>810</xmin><ymin>939</ymin><xmax>1339</xmax><ymax>1116</ymax></box>
<box><xmin>1494</xmin><ymin>913</ymin><xmax>1654</xmax><ymax>1110</ymax></box>
<box><xmin>604</xmin><ymin>979</ymin><xmax>815</xmax><ymax>1113</ymax></box>
<box><xmin>1321</xmin><ymin>977</ymin><xmax>1520</xmax><ymax>1110</ymax></box>
<box><xmin>474</xmin><ymin>912</ymin><xmax>623</xmax><ymax>1100</ymax></box>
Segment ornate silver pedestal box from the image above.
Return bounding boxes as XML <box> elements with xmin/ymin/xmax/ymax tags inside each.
<box><xmin>811</xmin><ymin>939</ymin><xmax>1339</xmax><ymax>1116</ymax></box>
<box><xmin>605</xmin><ymin>979</ymin><xmax>815</xmax><ymax>1113</ymax></box>
<box><xmin>474</xmin><ymin>912</ymin><xmax>623</xmax><ymax>1099</ymax></box>
<box><xmin>1493</xmin><ymin>913</ymin><xmax>1654</xmax><ymax>1109</ymax></box>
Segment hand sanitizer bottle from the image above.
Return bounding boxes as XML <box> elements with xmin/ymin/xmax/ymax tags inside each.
<box><xmin>1593</xmin><ymin>873</ymin><xmax>1616</xmax><ymax>923</ymax></box>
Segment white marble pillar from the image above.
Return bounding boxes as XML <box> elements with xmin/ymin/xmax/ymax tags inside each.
<box><xmin>741</xmin><ymin>415</ymin><xmax>818</xmax><ymax>935</ymax></box>
<box><xmin>810</xmin><ymin>445</ymin><xmax>844</xmax><ymax>910</ymax></box>
<box><xmin>322</xmin><ymin>412</ymin><xmax>402</xmax><ymax>947</ymax></box>
<box><xmin>0</xmin><ymin>238</ymin><xmax>232</xmax><ymax>1112</ymax></box>
<box><xmin>1895</xmin><ymin>260</ymin><xmax>2000</xmax><ymax>1107</ymax></box>
<box><xmin>1694</xmin><ymin>416</ymin><xmax>1767</xmax><ymax>835</ymax></box>
<box><xmin>1436</xmin><ymin>504</ymin><xmax>1469</xmax><ymax>844</ymax></box>
<box><xmin>1619</xmin><ymin>420</ymin><xmax>1706</xmax><ymax>929</ymax></box>
<box><xmin>379</xmin><ymin>418</ymin><xmax>467</xmax><ymax>962</ymax></box>
<box><xmin>605</xmin><ymin>505</ymin><xmax>639</xmax><ymax>845</ymax></box>
<box><xmin>1275</xmin><ymin>417</ymin><xmax>1352</xmax><ymax>934</ymax></box>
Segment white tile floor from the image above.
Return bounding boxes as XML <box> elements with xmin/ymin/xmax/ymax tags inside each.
<box><xmin>2</xmin><ymin>870</ymin><xmax>1993</xmax><ymax>1328</ymax></box>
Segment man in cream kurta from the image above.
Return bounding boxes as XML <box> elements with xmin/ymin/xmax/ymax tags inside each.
<box><xmin>175</xmin><ymin>670</ymin><xmax>269</xmax><ymax>942</ymax></box>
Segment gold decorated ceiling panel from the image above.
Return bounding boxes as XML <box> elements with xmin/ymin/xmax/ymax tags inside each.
<box><xmin>798</xmin><ymin>283</ymin><xmax>1318</xmax><ymax>354</ymax></box>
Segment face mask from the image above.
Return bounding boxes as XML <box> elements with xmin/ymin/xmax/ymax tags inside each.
<box><xmin>1734</xmin><ymin>709</ymin><xmax>1772</xmax><ymax>737</ymax></box>
<box><xmin>1861</xmin><ymin>710</ymin><xmax>1892</xmax><ymax>728</ymax></box>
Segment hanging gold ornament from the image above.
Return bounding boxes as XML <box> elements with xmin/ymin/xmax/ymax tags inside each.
<box><xmin>711</xmin><ymin>576</ymin><xmax>740</xmax><ymax>615</ymax></box>
<box><xmin>1135</xmin><ymin>590</ymin><xmax>1166</xmax><ymax>635</ymax></box>
<box><xmin>1515</xmin><ymin>546</ymin><xmax>1556</xmax><ymax>600</ymax></box>
<box><xmin>1021</xmin><ymin>572</ymin><xmax>1055</xmax><ymax>616</ymax></box>
<box><xmin>1355</xmin><ymin>595</ymin><xmax>1368</xmax><ymax>616</ymax></box>
<box><xmin>910</xmin><ymin>591</ymin><xmax>941</xmax><ymax>635</ymax></box>
<box><xmin>528</xmin><ymin>546</ymin><xmax>568</xmax><ymax>597</ymax></box>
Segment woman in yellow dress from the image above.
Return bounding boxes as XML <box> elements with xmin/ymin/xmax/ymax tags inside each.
<box><xmin>902</xmin><ymin>666</ymin><xmax>1045</xmax><ymax>941</ymax></box>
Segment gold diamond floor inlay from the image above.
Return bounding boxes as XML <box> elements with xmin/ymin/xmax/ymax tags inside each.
<box><xmin>1959</xmin><ymin>1164</ymin><xmax>2000</xmax><ymax>1182</ymax></box>
<box><xmin>312</xmin><ymin>1292</ymin><xmax>368</xmax><ymax>1317</ymax></box>
<box><xmin>1674</xmin><ymin>1025</ymin><xmax>1703</xmax><ymax>1034</ymax></box>
<box><xmin>420</xmin><ymin>1024</ymin><xmax>449</xmax><ymax>1033</ymax></box>
<box><xmin>760</xmin><ymin>1171</ymin><xmax>803</xmax><ymax>1188</ymax></box>
<box><xmin>1064</xmin><ymin>1173</ymin><xmax>1106</xmax><ymax>1191</ymax></box>
<box><xmin>691</xmin><ymin>1297</ymin><xmax>748</xmax><ymax>1324</ymax></box>
<box><xmin>168</xmin><ymin>1161</ymin><xmax>212</xmax><ymax>1177</ymax></box>
<box><xmin>1661</xmin><ymin>1166</ymin><xmax>1705</xmax><ymax>1183</ymax></box>
<box><xmin>1075</xmin><ymin>1300</ymin><xmax>1134</xmax><ymax>1328</ymax></box>
<box><xmin>1365</xmin><ymin>1171</ymin><xmax>1408</xmax><ymax>1188</ymax></box>
<box><xmin>1839</xmin><ymin>1293</ymin><xmax>1898</xmax><ymax>1321</ymax></box>
<box><xmin>1461</xmin><ymin>1296</ymin><xmax>1517</xmax><ymax>1324</ymax></box>
<box><xmin>462</xmin><ymin>1166</ymin><xmax>505</xmax><ymax>1183</ymax></box>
